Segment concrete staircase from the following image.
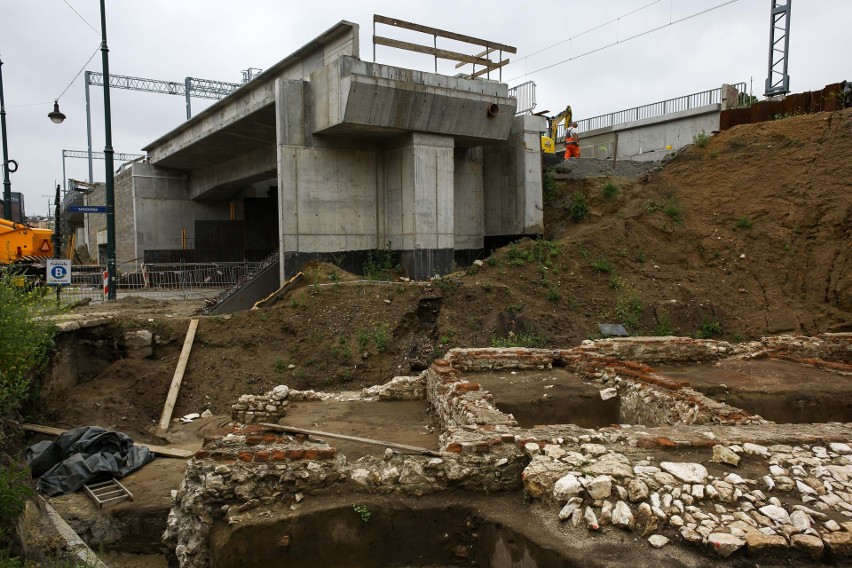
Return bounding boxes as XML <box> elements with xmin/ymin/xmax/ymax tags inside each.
<box><xmin>201</xmin><ymin>251</ymin><xmax>280</xmax><ymax>315</ymax></box>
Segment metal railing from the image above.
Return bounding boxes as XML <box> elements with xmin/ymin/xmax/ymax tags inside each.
<box><xmin>557</xmin><ymin>82</ymin><xmax>747</xmax><ymax>138</ymax></box>
<box><xmin>33</xmin><ymin>261</ymin><xmax>263</xmax><ymax>304</ymax></box>
<box><xmin>508</xmin><ymin>80</ymin><xmax>536</xmax><ymax>115</ymax></box>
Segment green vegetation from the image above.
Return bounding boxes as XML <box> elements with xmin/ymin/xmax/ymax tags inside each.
<box><xmin>602</xmin><ymin>181</ymin><xmax>619</xmax><ymax>199</ymax></box>
<box><xmin>735</xmin><ymin>216</ymin><xmax>752</xmax><ymax>229</ymax></box>
<box><xmin>546</xmin><ymin>287</ymin><xmax>561</xmax><ymax>303</ymax></box>
<box><xmin>663</xmin><ymin>198</ymin><xmax>683</xmax><ymax>225</ymax></box>
<box><xmin>362</xmin><ymin>242</ymin><xmax>397</xmax><ymax>280</ymax></box>
<box><xmin>695</xmin><ymin>319</ymin><xmax>723</xmax><ymax>339</ymax></box>
<box><xmin>273</xmin><ymin>357</ymin><xmax>286</xmax><ymax>372</ymax></box>
<box><xmin>615</xmin><ymin>288</ymin><xmax>643</xmax><ymax>329</ymax></box>
<box><xmin>353</xmin><ymin>504</ymin><xmax>371</xmax><ymax>523</ymax></box>
<box><xmin>568</xmin><ymin>191</ymin><xmax>589</xmax><ymax>222</ymax></box>
<box><xmin>653</xmin><ymin>312</ymin><xmax>674</xmax><ymax>336</ymax></box>
<box><xmin>542</xmin><ymin>168</ymin><xmax>557</xmax><ymax>205</ymax></box>
<box><xmin>1</xmin><ymin>268</ymin><xmax>59</xmax><ymax>443</ymax></box>
<box><xmin>491</xmin><ymin>331</ymin><xmax>546</xmax><ymax>348</ymax></box>
<box><xmin>693</xmin><ymin>130</ymin><xmax>710</xmax><ymax>148</ymax></box>
<box><xmin>503</xmin><ymin>238</ymin><xmax>560</xmax><ymax>267</ymax></box>
<box><xmin>0</xmin><ymin>465</ymin><xmax>31</xmax><ymax>546</ymax></box>
<box><xmin>590</xmin><ymin>259</ymin><xmax>612</xmax><ymax>273</ymax></box>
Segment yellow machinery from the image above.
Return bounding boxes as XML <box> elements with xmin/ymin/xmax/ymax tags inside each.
<box><xmin>540</xmin><ymin>105</ymin><xmax>573</xmax><ymax>155</ymax></box>
<box><xmin>0</xmin><ymin>217</ymin><xmax>54</xmax><ymax>267</ymax></box>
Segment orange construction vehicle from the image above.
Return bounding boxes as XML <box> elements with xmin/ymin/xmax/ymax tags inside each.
<box><xmin>0</xmin><ymin>217</ymin><xmax>54</xmax><ymax>270</ymax></box>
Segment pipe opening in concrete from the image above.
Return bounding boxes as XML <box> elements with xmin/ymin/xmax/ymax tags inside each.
<box><xmin>486</xmin><ymin>103</ymin><xmax>499</xmax><ymax>119</ymax></box>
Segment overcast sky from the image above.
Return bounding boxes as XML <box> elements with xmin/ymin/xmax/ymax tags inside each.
<box><xmin>2</xmin><ymin>0</ymin><xmax>848</xmax><ymax>216</ymax></box>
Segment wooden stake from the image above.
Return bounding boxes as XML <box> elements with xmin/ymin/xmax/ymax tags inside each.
<box><xmin>258</xmin><ymin>423</ymin><xmax>441</xmax><ymax>457</ymax></box>
<box><xmin>157</xmin><ymin>319</ymin><xmax>199</xmax><ymax>433</ymax></box>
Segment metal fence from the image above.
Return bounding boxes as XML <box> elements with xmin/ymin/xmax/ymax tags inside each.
<box><xmin>508</xmin><ymin>81</ymin><xmax>536</xmax><ymax>115</ymax></box>
<box><xmin>559</xmin><ymin>82</ymin><xmax>748</xmax><ymax>138</ymax></box>
<box><xmin>36</xmin><ymin>261</ymin><xmax>262</xmax><ymax>304</ymax></box>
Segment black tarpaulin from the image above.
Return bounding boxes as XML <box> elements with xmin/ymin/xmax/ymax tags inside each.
<box><xmin>26</xmin><ymin>426</ymin><xmax>154</xmax><ymax>496</ymax></box>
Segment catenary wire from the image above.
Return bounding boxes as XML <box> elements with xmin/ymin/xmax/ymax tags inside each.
<box><xmin>507</xmin><ymin>0</ymin><xmax>739</xmax><ymax>83</ymax></box>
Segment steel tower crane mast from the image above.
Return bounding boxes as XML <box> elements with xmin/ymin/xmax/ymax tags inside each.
<box><xmin>765</xmin><ymin>0</ymin><xmax>792</xmax><ymax>97</ymax></box>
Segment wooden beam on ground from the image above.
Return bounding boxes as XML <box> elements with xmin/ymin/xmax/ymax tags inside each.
<box><xmin>157</xmin><ymin>318</ymin><xmax>199</xmax><ymax>433</ymax></box>
<box><xmin>22</xmin><ymin>423</ymin><xmax>195</xmax><ymax>459</ymax></box>
<box><xmin>252</xmin><ymin>271</ymin><xmax>303</xmax><ymax>310</ymax></box>
<box><xmin>258</xmin><ymin>423</ymin><xmax>442</xmax><ymax>457</ymax></box>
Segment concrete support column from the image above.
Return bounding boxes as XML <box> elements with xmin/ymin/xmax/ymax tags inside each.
<box><xmin>483</xmin><ymin>114</ymin><xmax>545</xmax><ymax>240</ymax></box>
<box><xmin>384</xmin><ymin>133</ymin><xmax>454</xmax><ymax>280</ymax></box>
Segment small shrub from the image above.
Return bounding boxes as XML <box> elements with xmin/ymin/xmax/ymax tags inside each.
<box><xmin>363</xmin><ymin>242</ymin><xmax>397</xmax><ymax>280</ymax></box>
<box><xmin>273</xmin><ymin>357</ymin><xmax>285</xmax><ymax>372</ymax></box>
<box><xmin>693</xmin><ymin>130</ymin><xmax>710</xmax><ymax>148</ymax></box>
<box><xmin>353</xmin><ymin>504</ymin><xmax>371</xmax><ymax>523</ymax></box>
<box><xmin>735</xmin><ymin>217</ymin><xmax>752</xmax><ymax>229</ymax></box>
<box><xmin>590</xmin><ymin>259</ymin><xmax>612</xmax><ymax>273</ymax></box>
<box><xmin>615</xmin><ymin>288</ymin><xmax>643</xmax><ymax>329</ymax></box>
<box><xmin>568</xmin><ymin>191</ymin><xmax>589</xmax><ymax>222</ymax></box>
<box><xmin>486</xmin><ymin>255</ymin><xmax>499</xmax><ymax>267</ymax></box>
<box><xmin>491</xmin><ymin>331</ymin><xmax>546</xmax><ymax>348</ymax></box>
<box><xmin>546</xmin><ymin>287</ymin><xmax>561</xmax><ymax>303</ymax></box>
<box><xmin>0</xmin><ymin>464</ymin><xmax>32</xmax><ymax>543</ymax></box>
<box><xmin>653</xmin><ymin>312</ymin><xmax>674</xmax><ymax>336</ymax></box>
<box><xmin>357</xmin><ymin>330</ymin><xmax>370</xmax><ymax>352</ymax></box>
<box><xmin>602</xmin><ymin>182</ymin><xmax>619</xmax><ymax>199</ymax></box>
<box><xmin>372</xmin><ymin>325</ymin><xmax>390</xmax><ymax>352</ymax></box>
<box><xmin>434</xmin><ymin>276</ymin><xmax>460</xmax><ymax>294</ymax></box>
<box><xmin>542</xmin><ymin>168</ymin><xmax>557</xmax><ymax>205</ymax></box>
<box><xmin>695</xmin><ymin>319</ymin><xmax>723</xmax><ymax>339</ymax></box>
<box><xmin>663</xmin><ymin>198</ymin><xmax>683</xmax><ymax>225</ymax></box>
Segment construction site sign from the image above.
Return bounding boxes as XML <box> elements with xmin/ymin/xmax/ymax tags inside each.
<box><xmin>46</xmin><ymin>259</ymin><xmax>71</xmax><ymax>286</ymax></box>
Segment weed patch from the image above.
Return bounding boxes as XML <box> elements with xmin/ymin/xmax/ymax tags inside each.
<box><xmin>693</xmin><ymin>130</ymin><xmax>710</xmax><ymax>148</ymax></box>
<box><xmin>695</xmin><ymin>319</ymin><xmax>723</xmax><ymax>339</ymax></box>
<box><xmin>568</xmin><ymin>191</ymin><xmax>589</xmax><ymax>222</ymax></box>
<box><xmin>602</xmin><ymin>181</ymin><xmax>619</xmax><ymax>199</ymax></box>
<box><xmin>663</xmin><ymin>198</ymin><xmax>683</xmax><ymax>225</ymax></box>
<box><xmin>735</xmin><ymin>216</ymin><xmax>752</xmax><ymax>229</ymax></box>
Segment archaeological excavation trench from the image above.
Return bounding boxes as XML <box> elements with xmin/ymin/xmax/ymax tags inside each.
<box><xmin>27</xmin><ymin>321</ymin><xmax>852</xmax><ymax>567</ymax></box>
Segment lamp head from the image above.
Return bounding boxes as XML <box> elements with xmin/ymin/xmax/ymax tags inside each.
<box><xmin>48</xmin><ymin>100</ymin><xmax>66</xmax><ymax>124</ymax></box>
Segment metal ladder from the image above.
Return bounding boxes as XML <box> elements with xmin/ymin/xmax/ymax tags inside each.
<box><xmin>83</xmin><ymin>478</ymin><xmax>134</xmax><ymax>508</ymax></box>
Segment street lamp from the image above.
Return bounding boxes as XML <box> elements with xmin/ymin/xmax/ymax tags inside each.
<box><xmin>48</xmin><ymin>100</ymin><xmax>66</xmax><ymax>124</ymax></box>
<box><xmin>49</xmin><ymin>0</ymin><xmax>116</xmax><ymax>300</ymax></box>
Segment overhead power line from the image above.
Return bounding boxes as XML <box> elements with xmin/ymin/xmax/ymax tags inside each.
<box><xmin>507</xmin><ymin>0</ymin><xmax>739</xmax><ymax>83</ymax></box>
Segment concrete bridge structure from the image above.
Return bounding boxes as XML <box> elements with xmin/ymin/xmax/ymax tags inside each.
<box><xmin>107</xmin><ymin>21</ymin><xmax>544</xmax><ymax>284</ymax></box>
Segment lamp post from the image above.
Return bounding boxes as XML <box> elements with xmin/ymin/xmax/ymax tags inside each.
<box><xmin>99</xmin><ymin>0</ymin><xmax>116</xmax><ymax>300</ymax></box>
<box><xmin>1</xmin><ymin>57</ymin><xmax>19</xmax><ymax>221</ymax></box>
<box><xmin>50</xmin><ymin>1</ymin><xmax>116</xmax><ymax>300</ymax></box>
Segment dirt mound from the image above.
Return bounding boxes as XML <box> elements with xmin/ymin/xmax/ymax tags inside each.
<box><xmin>41</xmin><ymin>109</ymin><xmax>851</xmax><ymax>442</ymax></box>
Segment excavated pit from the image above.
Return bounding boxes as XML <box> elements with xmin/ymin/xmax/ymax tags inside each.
<box><xmin>280</xmin><ymin>399</ymin><xmax>441</xmax><ymax>458</ymax></box>
<box><xmin>468</xmin><ymin>369</ymin><xmax>620</xmax><ymax>428</ymax></box>
<box><xmin>656</xmin><ymin>358</ymin><xmax>852</xmax><ymax>424</ymax></box>
<box><xmin>209</xmin><ymin>496</ymin><xmax>585</xmax><ymax>568</ymax></box>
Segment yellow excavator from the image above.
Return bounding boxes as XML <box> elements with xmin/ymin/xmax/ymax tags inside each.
<box><xmin>540</xmin><ymin>105</ymin><xmax>572</xmax><ymax>155</ymax></box>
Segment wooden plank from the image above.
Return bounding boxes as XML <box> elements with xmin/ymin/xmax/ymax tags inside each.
<box><xmin>158</xmin><ymin>318</ymin><xmax>199</xmax><ymax>433</ymax></box>
<box><xmin>373</xmin><ymin>36</ymin><xmax>499</xmax><ymax>68</ymax></box>
<box><xmin>467</xmin><ymin>58</ymin><xmax>510</xmax><ymax>79</ymax></box>
<box><xmin>258</xmin><ymin>423</ymin><xmax>442</xmax><ymax>457</ymax></box>
<box><xmin>22</xmin><ymin>423</ymin><xmax>195</xmax><ymax>459</ymax></box>
<box><xmin>455</xmin><ymin>47</ymin><xmax>495</xmax><ymax>69</ymax></box>
<box><xmin>374</xmin><ymin>14</ymin><xmax>516</xmax><ymax>53</ymax></box>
